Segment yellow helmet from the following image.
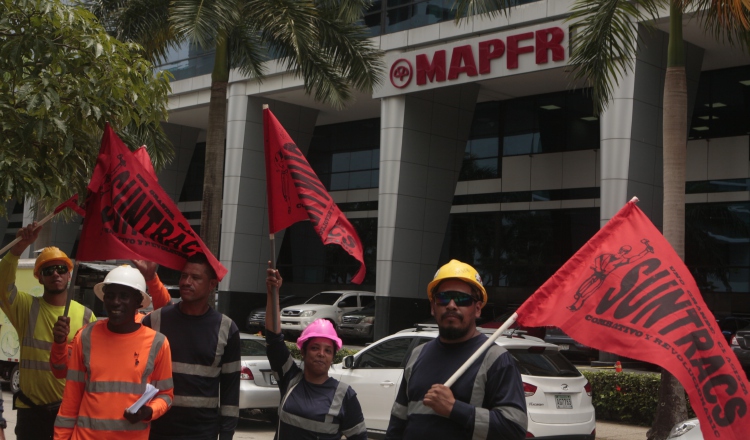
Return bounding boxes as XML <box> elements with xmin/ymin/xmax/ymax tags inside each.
<box><xmin>427</xmin><ymin>259</ymin><xmax>487</xmax><ymax>307</ymax></box>
<box><xmin>34</xmin><ymin>247</ymin><xmax>73</xmax><ymax>279</ymax></box>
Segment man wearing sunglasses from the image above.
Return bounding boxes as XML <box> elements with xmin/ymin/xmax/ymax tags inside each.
<box><xmin>385</xmin><ymin>259</ymin><xmax>527</xmax><ymax>440</ymax></box>
<box><xmin>0</xmin><ymin>222</ymin><xmax>95</xmax><ymax>440</ymax></box>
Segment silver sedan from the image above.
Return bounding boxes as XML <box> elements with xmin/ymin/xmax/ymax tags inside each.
<box><xmin>239</xmin><ymin>333</ymin><xmax>281</xmax><ymax>419</ymax></box>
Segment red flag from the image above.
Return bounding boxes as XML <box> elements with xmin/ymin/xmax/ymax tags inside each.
<box><xmin>264</xmin><ymin>108</ymin><xmax>366</xmax><ymax>284</ymax></box>
<box><xmin>516</xmin><ymin>200</ymin><xmax>750</xmax><ymax>440</ymax></box>
<box><xmin>77</xmin><ymin>124</ymin><xmax>227</xmax><ymax>281</ymax></box>
<box><xmin>54</xmin><ymin>194</ymin><xmax>85</xmax><ymax>217</ymax></box>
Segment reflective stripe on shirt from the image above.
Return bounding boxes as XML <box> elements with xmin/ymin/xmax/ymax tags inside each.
<box><xmin>278</xmin><ymin>374</ymin><xmax>352</xmax><ymax>435</ymax></box>
<box><xmin>76</xmin><ymin>415</ymin><xmax>148</xmax><ymax>431</ymax></box>
<box><xmin>21</xmin><ymin>359</ymin><xmax>51</xmax><ymax>372</ymax></box>
<box><xmin>173</xmin><ymin>395</ymin><xmax>219</xmax><ymax>408</ymax></box>
<box><xmin>54</xmin><ymin>415</ymin><xmax>77</xmax><ymax>428</ymax></box>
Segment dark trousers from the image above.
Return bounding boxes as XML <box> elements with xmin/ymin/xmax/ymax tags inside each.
<box><xmin>16</xmin><ymin>407</ymin><xmax>57</xmax><ymax>440</ymax></box>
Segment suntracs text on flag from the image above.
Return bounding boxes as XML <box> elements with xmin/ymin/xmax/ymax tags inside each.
<box><xmin>264</xmin><ymin>108</ymin><xmax>366</xmax><ymax>284</ymax></box>
<box><xmin>77</xmin><ymin>123</ymin><xmax>227</xmax><ymax>280</ymax></box>
<box><xmin>516</xmin><ymin>200</ymin><xmax>749</xmax><ymax>440</ymax></box>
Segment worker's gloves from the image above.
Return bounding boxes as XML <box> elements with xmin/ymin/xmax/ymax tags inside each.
<box><xmin>123</xmin><ymin>406</ymin><xmax>153</xmax><ymax>424</ymax></box>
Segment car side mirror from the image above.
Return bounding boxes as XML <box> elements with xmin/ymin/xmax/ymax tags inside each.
<box><xmin>344</xmin><ymin>355</ymin><xmax>354</xmax><ymax>369</ymax></box>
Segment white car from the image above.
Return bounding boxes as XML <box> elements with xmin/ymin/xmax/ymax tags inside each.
<box><xmin>238</xmin><ymin>333</ymin><xmax>280</xmax><ymax>419</ymax></box>
<box><xmin>280</xmin><ymin>290</ymin><xmax>375</xmax><ymax>336</ymax></box>
<box><xmin>331</xmin><ymin>325</ymin><xmax>596</xmax><ymax>439</ymax></box>
<box><xmin>668</xmin><ymin>419</ymin><xmax>703</xmax><ymax>439</ymax></box>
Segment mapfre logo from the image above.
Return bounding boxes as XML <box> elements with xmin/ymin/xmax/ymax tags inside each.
<box><xmin>390</xmin><ymin>59</ymin><xmax>412</xmax><ymax>89</ymax></box>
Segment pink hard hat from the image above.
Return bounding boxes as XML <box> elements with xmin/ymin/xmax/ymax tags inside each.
<box><xmin>296</xmin><ymin>319</ymin><xmax>342</xmax><ymax>351</ymax></box>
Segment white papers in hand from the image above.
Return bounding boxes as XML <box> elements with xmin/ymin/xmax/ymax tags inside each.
<box><xmin>126</xmin><ymin>383</ymin><xmax>159</xmax><ymax>414</ymax></box>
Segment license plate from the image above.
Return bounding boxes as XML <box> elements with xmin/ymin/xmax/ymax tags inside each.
<box><xmin>558</xmin><ymin>344</ymin><xmax>569</xmax><ymax>350</ymax></box>
<box><xmin>555</xmin><ymin>394</ymin><xmax>573</xmax><ymax>409</ymax></box>
<box><xmin>270</xmin><ymin>374</ymin><xmax>278</xmax><ymax>385</ymax></box>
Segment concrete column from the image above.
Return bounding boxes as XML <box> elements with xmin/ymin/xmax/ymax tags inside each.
<box><xmin>374</xmin><ymin>83</ymin><xmax>480</xmax><ymax>339</ymax></box>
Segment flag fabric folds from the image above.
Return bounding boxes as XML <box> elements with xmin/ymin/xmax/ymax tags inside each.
<box><xmin>516</xmin><ymin>200</ymin><xmax>749</xmax><ymax>440</ymax></box>
<box><xmin>264</xmin><ymin>108</ymin><xmax>366</xmax><ymax>284</ymax></box>
<box><xmin>77</xmin><ymin>124</ymin><xmax>227</xmax><ymax>281</ymax></box>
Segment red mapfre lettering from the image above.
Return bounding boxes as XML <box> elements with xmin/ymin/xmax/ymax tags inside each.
<box><xmin>536</xmin><ymin>27</ymin><xmax>565</xmax><ymax>64</ymax></box>
<box><xmin>507</xmin><ymin>32</ymin><xmax>534</xmax><ymax>69</ymax></box>
<box><xmin>416</xmin><ymin>50</ymin><xmax>446</xmax><ymax>85</ymax></box>
<box><xmin>448</xmin><ymin>45</ymin><xmax>478</xmax><ymax>80</ymax></box>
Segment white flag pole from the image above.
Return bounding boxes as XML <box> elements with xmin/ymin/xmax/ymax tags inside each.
<box><xmin>444</xmin><ymin>312</ymin><xmax>518</xmax><ymax>387</ymax></box>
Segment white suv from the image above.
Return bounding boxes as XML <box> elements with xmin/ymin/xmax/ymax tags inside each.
<box><xmin>280</xmin><ymin>290</ymin><xmax>375</xmax><ymax>336</ymax></box>
<box><xmin>332</xmin><ymin>325</ymin><xmax>596</xmax><ymax>439</ymax></box>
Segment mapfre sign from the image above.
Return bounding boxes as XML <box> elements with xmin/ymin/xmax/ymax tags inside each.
<box><xmin>374</xmin><ymin>21</ymin><xmax>569</xmax><ymax>98</ymax></box>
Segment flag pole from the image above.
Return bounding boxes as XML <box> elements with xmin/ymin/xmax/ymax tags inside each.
<box><xmin>263</xmin><ymin>103</ymin><xmax>281</xmax><ymax>333</ymax></box>
<box><xmin>444</xmin><ymin>313</ymin><xmax>518</xmax><ymax>387</ymax></box>
<box><xmin>0</xmin><ymin>212</ymin><xmax>56</xmax><ymax>256</ymax></box>
<box><xmin>63</xmin><ymin>261</ymin><xmax>80</xmax><ymax>317</ymax></box>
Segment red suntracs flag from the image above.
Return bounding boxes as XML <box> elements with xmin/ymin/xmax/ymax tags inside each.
<box><xmin>264</xmin><ymin>108</ymin><xmax>366</xmax><ymax>284</ymax></box>
<box><xmin>516</xmin><ymin>200</ymin><xmax>749</xmax><ymax>440</ymax></box>
<box><xmin>77</xmin><ymin>124</ymin><xmax>227</xmax><ymax>280</ymax></box>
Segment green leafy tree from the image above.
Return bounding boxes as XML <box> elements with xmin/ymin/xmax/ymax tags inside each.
<box><xmin>0</xmin><ymin>0</ymin><xmax>173</xmax><ymax>218</ymax></box>
<box><xmin>83</xmin><ymin>0</ymin><xmax>384</xmax><ymax>288</ymax></box>
<box><xmin>455</xmin><ymin>0</ymin><xmax>749</xmax><ymax>438</ymax></box>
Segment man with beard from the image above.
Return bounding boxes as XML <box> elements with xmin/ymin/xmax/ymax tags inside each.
<box><xmin>385</xmin><ymin>260</ymin><xmax>527</xmax><ymax>440</ymax></box>
<box><xmin>0</xmin><ymin>222</ymin><xmax>95</xmax><ymax>440</ymax></box>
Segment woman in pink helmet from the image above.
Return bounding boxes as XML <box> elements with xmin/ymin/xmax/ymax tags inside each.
<box><xmin>264</xmin><ymin>264</ymin><xmax>366</xmax><ymax>440</ymax></box>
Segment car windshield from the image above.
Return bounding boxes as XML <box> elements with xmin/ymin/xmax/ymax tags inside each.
<box><xmin>241</xmin><ymin>339</ymin><xmax>266</xmax><ymax>357</ymax></box>
<box><xmin>305</xmin><ymin>292</ymin><xmax>343</xmax><ymax>305</ymax></box>
<box><xmin>350</xmin><ymin>303</ymin><xmax>375</xmax><ymax>315</ymax></box>
<box><xmin>508</xmin><ymin>348</ymin><xmax>582</xmax><ymax>377</ymax></box>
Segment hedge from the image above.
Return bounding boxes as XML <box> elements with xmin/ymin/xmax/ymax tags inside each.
<box><xmin>582</xmin><ymin>370</ymin><xmax>695</xmax><ymax>426</ymax></box>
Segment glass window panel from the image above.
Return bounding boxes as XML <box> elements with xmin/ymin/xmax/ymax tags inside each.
<box><xmin>503</xmin><ymin>133</ymin><xmax>538</xmax><ymax>156</ymax></box>
<box><xmin>332</xmin><ymin>152</ymin><xmax>351</xmax><ymax>173</ymax></box>
<box><xmin>348</xmin><ymin>171</ymin><xmax>372</xmax><ymax>189</ymax></box>
<box><xmin>350</xmin><ymin>150</ymin><xmax>373</xmax><ymax>171</ymax></box>
<box><xmin>355</xmin><ymin>337</ymin><xmax>413</xmax><ymax>369</ymax></box>
<box><xmin>370</xmin><ymin>170</ymin><xmax>380</xmax><ymax>188</ymax></box>
<box><xmin>330</xmin><ymin>173</ymin><xmax>349</xmax><ymax>191</ymax></box>
<box><xmin>469</xmin><ymin>138</ymin><xmax>499</xmax><ymax>158</ymax></box>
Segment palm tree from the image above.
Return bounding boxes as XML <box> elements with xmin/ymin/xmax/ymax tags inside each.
<box><xmin>83</xmin><ymin>0</ymin><xmax>384</xmax><ymax>303</ymax></box>
<box><xmin>457</xmin><ymin>0</ymin><xmax>748</xmax><ymax>438</ymax></box>
<box><xmin>564</xmin><ymin>2</ymin><xmax>748</xmax><ymax>438</ymax></box>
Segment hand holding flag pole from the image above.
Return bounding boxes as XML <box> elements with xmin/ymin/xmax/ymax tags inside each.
<box><xmin>0</xmin><ymin>212</ymin><xmax>56</xmax><ymax>257</ymax></box>
<box><xmin>444</xmin><ymin>313</ymin><xmax>518</xmax><ymax>387</ymax></box>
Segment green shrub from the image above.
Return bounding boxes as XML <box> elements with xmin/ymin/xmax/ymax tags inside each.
<box><xmin>582</xmin><ymin>370</ymin><xmax>695</xmax><ymax>426</ymax></box>
<box><xmin>285</xmin><ymin>342</ymin><xmax>360</xmax><ymax>364</ymax></box>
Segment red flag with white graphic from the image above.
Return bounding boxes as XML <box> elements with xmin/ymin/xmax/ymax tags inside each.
<box><xmin>516</xmin><ymin>200</ymin><xmax>749</xmax><ymax>440</ymax></box>
<box><xmin>264</xmin><ymin>108</ymin><xmax>366</xmax><ymax>284</ymax></box>
<box><xmin>77</xmin><ymin>124</ymin><xmax>227</xmax><ymax>280</ymax></box>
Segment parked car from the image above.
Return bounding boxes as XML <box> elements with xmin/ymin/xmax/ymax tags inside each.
<box><xmin>479</xmin><ymin>311</ymin><xmax>547</xmax><ymax>339</ymax></box>
<box><xmin>717</xmin><ymin>316</ymin><xmax>750</xmax><ymax>345</ymax></box>
<box><xmin>332</xmin><ymin>325</ymin><xmax>595</xmax><ymax>439</ymax></box>
<box><xmin>339</xmin><ymin>303</ymin><xmax>376</xmax><ymax>341</ymax></box>
<box><xmin>280</xmin><ymin>290</ymin><xmax>375</xmax><ymax>337</ymax></box>
<box><xmin>246</xmin><ymin>295</ymin><xmax>306</xmax><ymax>333</ymax></box>
<box><xmin>668</xmin><ymin>418</ymin><xmax>702</xmax><ymax>439</ymax></box>
<box><xmin>730</xmin><ymin>323</ymin><xmax>750</xmax><ymax>379</ymax></box>
<box><xmin>544</xmin><ymin>326</ymin><xmax>599</xmax><ymax>362</ymax></box>
<box><xmin>238</xmin><ymin>333</ymin><xmax>281</xmax><ymax>420</ymax></box>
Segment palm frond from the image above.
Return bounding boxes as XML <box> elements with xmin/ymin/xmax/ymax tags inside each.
<box><xmin>227</xmin><ymin>21</ymin><xmax>267</xmax><ymax>79</ymax></box>
<box><xmin>452</xmin><ymin>0</ymin><xmax>516</xmax><ymax>22</ymax></box>
<box><xmin>566</xmin><ymin>0</ymin><xmax>660</xmax><ymax>114</ymax></box>
<box><xmin>80</xmin><ymin>0</ymin><xmax>179</xmax><ymax>63</ymax></box>
<box><xmin>687</xmin><ymin>0</ymin><xmax>750</xmax><ymax>48</ymax></box>
<box><xmin>170</xmin><ymin>0</ymin><xmax>243</xmax><ymax>50</ymax></box>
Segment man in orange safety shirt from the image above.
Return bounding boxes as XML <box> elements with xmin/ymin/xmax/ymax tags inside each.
<box><xmin>53</xmin><ymin>265</ymin><xmax>173</xmax><ymax>440</ymax></box>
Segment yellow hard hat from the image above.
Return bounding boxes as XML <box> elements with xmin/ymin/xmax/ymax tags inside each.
<box><xmin>34</xmin><ymin>247</ymin><xmax>73</xmax><ymax>279</ymax></box>
<box><xmin>427</xmin><ymin>259</ymin><xmax>487</xmax><ymax>306</ymax></box>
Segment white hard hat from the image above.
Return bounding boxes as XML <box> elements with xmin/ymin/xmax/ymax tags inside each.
<box><xmin>94</xmin><ymin>265</ymin><xmax>151</xmax><ymax>309</ymax></box>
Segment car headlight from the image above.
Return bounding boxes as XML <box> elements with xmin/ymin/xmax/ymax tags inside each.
<box><xmin>667</xmin><ymin>420</ymin><xmax>698</xmax><ymax>438</ymax></box>
<box><xmin>299</xmin><ymin>310</ymin><xmax>316</xmax><ymax>317</ymax></box>
<box><xmin>362</xmin><ymin>316</ymin><xmax>374</xmax><ymax>324</ymax></box>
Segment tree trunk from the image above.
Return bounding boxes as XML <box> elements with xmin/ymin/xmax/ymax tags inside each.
<box><xmin>200</xmin><ymin>35</ymin><xmax>230</xmax><ymax>309</ymax></box>
<box><xmin>649</xmin><ymin>4</ymin><xmax>688</xmax><ymax>438</ymax></box>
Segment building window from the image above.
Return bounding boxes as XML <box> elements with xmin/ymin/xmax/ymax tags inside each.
<box><xmin>179</xmin><ymin>142</ymin><xmax>206</xmax><ymax>202</ymax></box>
<box><xmin>460</xmin><ymin>89</ymin><xmax>599</xmax><ymax>181</ymax></box>
<box><xmin>308</xmin><ymin>119</ymin><xmax>380</xmax><ymax>191</ymax></box>
<box><xmin>689</xmin><ymin>65</ymin><xmax>750</xmax><ymax>140</ymax></box>
<box><xmin>442</xmin><ymin>208</ymin><xmax>600</xmax><ymax>290</ymax></box>
<box><xmin>686</xmin><ymin>202</ymin><xmax>750</xmax><ymax>295</ymax></box>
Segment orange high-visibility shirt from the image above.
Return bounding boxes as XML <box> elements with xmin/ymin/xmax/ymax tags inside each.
<box><xmin>53</xmin><ymin>320</ymin><xmax>173</xmax><ymax>440</ymax></box>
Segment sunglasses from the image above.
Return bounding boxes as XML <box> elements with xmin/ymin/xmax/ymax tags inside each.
<box><xmin>40</xmin><ymin>265</ymin><xmax>69</xmax><ymax>277</ymax></box>
<box><xmin>434</xmin><ymin>290</ymin><xmax>478</xmax><ymax>307</ymax></box>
